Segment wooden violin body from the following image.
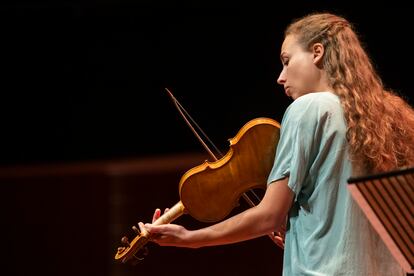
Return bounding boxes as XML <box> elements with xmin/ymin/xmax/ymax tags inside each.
<box><xmin>179</xmin><ymin>117</ymin><xmax>280</xmax><ymax>222</ymax></box>
<box><xmin>115</xmin><ymin>117</ymin><xmax>280</xmax><ymax>263</ymax></box>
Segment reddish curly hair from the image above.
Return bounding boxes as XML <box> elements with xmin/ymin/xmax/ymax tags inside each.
<box><xmin>285</xmin><ymin>13</ymin><xmax>414</xmax><ymax>173</ymax></box>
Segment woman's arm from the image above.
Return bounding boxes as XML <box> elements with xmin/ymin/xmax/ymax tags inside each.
<box><xmin>141</xmin><ymin>177</ymin><xmax>294</xmax><ymax>248</ymax></box>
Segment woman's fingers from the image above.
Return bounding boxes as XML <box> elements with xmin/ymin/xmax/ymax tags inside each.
<box><xmin>152</xmin><ymin>208</ymin><xmax>170</xmax><ymax>223</ymax></box>
<box><xmin>135</xmin><ymin>207</ymin><xmax>172</xmax><ymax>240</ymax></box>
<box><xmin>274</xmin><ymin>236</ymin><xmax>284</xmax><ymax>249</ymax></box>
<box><xmin>271</xmin><ymin>231</ymin><xmax>285</xmax><ymax>249</ymax></box>
<box><xmin>138</xmin><ymin>222</ymin><xmax>148</xmax><ymax>234</ymax></box>
<box><xmin>152</xmin><ymin>208</ymin><xmax>161</xmax><ymax>223</ymax></box>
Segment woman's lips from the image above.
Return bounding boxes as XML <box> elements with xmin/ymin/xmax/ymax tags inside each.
<box><xmin>284</xmin><ymin>87</ymin><xmax>290</xmax><ymax>97</ymax></box>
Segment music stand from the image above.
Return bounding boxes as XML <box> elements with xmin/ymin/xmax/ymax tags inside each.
<box><xmin>348</xmin><ymin>167</ymin><xmax>414</xmax><ymax>273</ymax></box>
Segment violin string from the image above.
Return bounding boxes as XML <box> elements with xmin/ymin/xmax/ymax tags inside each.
<box><xmin>249</xmin><ymin>189</ymin><xmax>262</xmax><ymax>204</ymax></box>
<box><xmin>165</xmin><ymin>88</ymin><xmax>264</xmax><ymax>208</ymax></box>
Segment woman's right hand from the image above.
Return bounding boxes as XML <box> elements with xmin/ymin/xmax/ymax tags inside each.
<box><xmin>270</xmin><ymin>223</ymin><xmax>286</xmax><ymax>249</ymax></box>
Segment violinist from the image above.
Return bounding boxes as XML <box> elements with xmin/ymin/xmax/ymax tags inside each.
<box><xmin>140</xmin><ymin>12</ymin><xmax>414</xmax><ymax>275</ymax></box>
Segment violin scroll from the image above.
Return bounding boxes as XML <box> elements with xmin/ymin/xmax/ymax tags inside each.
<box><xmin>115</xmin><ymin>226</ymin><xmax>150</xmax><ymax>264</ymax></box>
<box><xmin>114</xmin><ymin>201</ymin><xmax>186</xmax><ymax>264</ymax></box>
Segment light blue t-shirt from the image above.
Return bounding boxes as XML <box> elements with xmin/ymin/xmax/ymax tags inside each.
<box><xmin>267</xmin><ymin>92</ymin><xmax>404</xmax><ymax>276</ymax></box>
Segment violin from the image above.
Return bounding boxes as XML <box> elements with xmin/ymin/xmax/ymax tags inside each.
<box><xmin>114</xmin><ymin>89</ymin><xmax>281</xmax><ymax>264</ymax></box>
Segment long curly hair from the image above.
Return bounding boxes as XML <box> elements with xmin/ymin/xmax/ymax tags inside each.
<box><xmin>285</xmin><ymin>13</ymin><xmax>414</xmax><ymax>173</ymax></box>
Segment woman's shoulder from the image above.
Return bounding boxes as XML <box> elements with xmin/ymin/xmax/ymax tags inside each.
<box><xmin>295</xmin><ymin>91</ymin><xmax>339</xmax><ymax>104</ymax></box>
<box><xmin>283</xmin><ymin>92</ymin><xmax>342</xmax><ymax>123</ymax></box>
<box><xmin>288</xmin><ymin>92</ymin><xmax>340</xmax><ymax>111</ymax></box>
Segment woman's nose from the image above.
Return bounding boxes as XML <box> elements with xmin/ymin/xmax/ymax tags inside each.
<box><xmin>277</xmin><ymin>70</ymin><xmax>285</xmax><ymax>85</ymax></box>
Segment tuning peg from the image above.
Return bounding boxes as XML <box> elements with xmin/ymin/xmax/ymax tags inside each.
<box><xmin>132</xmin><ymin>246</ymin><xmax>149</xmax><ymax>263</ymax></box>
<box><xmin>132</xmin><ymin>225</ymin><xmax>140</xmax><ymax>234</ymax></box>
<box><xmin>121</xmin><ymin>236</ymin><xmax>131</xmax><ymax>246</ymax></box>
<box><xmin>126</xmin><ymin>247</ymin><xmax>149</xmax><ymax>265</ymax></box>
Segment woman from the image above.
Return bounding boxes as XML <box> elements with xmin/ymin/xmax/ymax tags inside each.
<box><xmin>141</xmin><ymin>13</ymin><xmax>414</xmax><ymax>275</ymax></box>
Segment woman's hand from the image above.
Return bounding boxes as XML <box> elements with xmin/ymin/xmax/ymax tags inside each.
<box><xmin>270</xmin><ymin>218</ymin><xmax>286</xmax><ymax>249</ymax></box>
<box><xmin>138</xmin><ymin>208</ymin><xmax>196</xmax><ymax>248</ymax></box>
<box><xmin>151</xmin><ymin>208</ymin><xmax>168</xmax><ymax>223</ymax></box>
<box><xmin>138</xmin><ymin>180</ymin><xmax>293</xmax><ymax>250</ymax></box>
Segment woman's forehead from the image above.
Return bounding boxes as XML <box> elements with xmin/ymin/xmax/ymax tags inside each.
<box><xmin>281</xmin><ymin>35</ymin><xmax>299</xmax><ymax>54</ymax></box>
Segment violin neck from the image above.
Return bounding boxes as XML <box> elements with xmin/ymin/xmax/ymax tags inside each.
<box><xmin>153</xmin><ymin>201</ymin><xmax>186</xmax><ymax>226</ymax></box>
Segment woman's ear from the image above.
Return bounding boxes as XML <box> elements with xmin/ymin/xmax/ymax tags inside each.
<box><xmin>312</xmin><ymin>43</ymin><xmax>324</xmax><ymax>66</ymax></box>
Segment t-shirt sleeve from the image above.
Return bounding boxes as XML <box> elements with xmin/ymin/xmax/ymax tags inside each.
<box><xmin>267</xmin><ymin>95</ymin><xmax>329</xmax><ymax>201</ymax></box>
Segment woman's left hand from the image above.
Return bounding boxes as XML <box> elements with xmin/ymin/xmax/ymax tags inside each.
<box><xmin>138</xmin><ymin>221</ymin><xmax>194</xmax><ymax>248</ymax></box>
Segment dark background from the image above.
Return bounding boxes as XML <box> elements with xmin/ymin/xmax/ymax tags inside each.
<box><xmin>1</xmin><ymin>2</ymin><xmax>413</xmax><ymax>276</ymax></box>
<box><xmin>2</xmin><ymin>2</ymin><xmax>413</xmax><ymax>166</ymax></box>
